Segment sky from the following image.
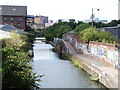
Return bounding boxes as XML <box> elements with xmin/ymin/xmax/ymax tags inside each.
<box><xmin>0</xmin><ymin>0</ymin><xmax>118</xmax><ymax>22</ymax></box>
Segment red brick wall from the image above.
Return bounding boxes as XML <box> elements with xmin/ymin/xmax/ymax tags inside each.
<box><xmin>0</xmin><ymin>15</ymin><xmax>26</xmax><ymax>30</ymax></box>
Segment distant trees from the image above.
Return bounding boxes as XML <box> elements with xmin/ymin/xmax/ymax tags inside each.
<box><xmin>43</xmin><ymin>22</ymin><xmax>73</xmax><ymax>41</ymax></box>
<box><xmin>75</xmin><ymin>23</ymin><xmax>90</xmax><ymax>32</ymax></box>
<box><xmin>91</xmin><ymin>20</ymin><xmax>119</xmax><ymax>28</ymax></box>
<box><xmin>43</xmin><ymin>19</ymin><xmax>119</xmax><ymax>42</ymax></box>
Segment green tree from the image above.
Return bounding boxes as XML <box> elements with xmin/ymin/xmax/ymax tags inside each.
<box><xmin>68</xmin><ymin>22</ymin><xmax>76</xmax><ymax>30</ymax></box>
<box><xmin>56</xmin><ymin>25</ymin><xmax>72</xmax><ymax>37</ymax></box>
<box><xmin>79</xmin><ymin>27</ymin><xmax>116</xmax><ymax>43</ymax></box>
<box><xmin>76</xmin><ymin>21</ymin><xmax>84</xmax><ymax>26</ymax></box>
<box><xmin>108</xmin><ymin>20</ymin><xmax>118</xmax><ymax>26</ymax></box>
<box><xmin>43</xmin><ymin>22</ymin><xmax>72</xmax><ymax>41</ymax></box>
<box><xmin>2</xmin><ymin>33</ymin><xmax>41</xmax><ymax>89</ymax></box>
<box><xmin>75</xmin><ymin>23</ymin><xmax>90</xmax><ymax>32</ymax></box>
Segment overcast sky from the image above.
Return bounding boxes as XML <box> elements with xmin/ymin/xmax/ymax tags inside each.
<box><xmin>0</xmin><ymin>0</ymin><xmax>118</xmax><ymax>22</ymax></box>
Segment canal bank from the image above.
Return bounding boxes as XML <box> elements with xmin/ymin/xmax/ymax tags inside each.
<box><xmin>32</xmin><ymin>39</ymin><xmax>106</xmax><ymax>88</ymax></box>
<box><xmin>54</xmin><ymin>40</ymin><xmax>118</xmax><ymax>89</ymax></box>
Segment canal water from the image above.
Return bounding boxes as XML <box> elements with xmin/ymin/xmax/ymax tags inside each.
<box><xmin>32</xmin><ymin>42</ymin><xmax>106</xmax><ymax>88</ymax></box>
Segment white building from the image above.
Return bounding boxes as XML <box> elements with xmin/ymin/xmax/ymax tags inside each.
<box><xmin>58</xmin><ymin>19</ymin><xmax>75</xmax><ymax>22</ymax></box>
<box><xmin>45</xmin><ymin>20</ymin><xmax>55</xmax><ymax>28</ymax></box>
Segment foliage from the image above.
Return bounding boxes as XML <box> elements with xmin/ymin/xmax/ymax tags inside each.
<box><xmin>75</xmin><ymin>23</ymin><xmax>90</xmax><ymax>32</ymax></box>
<box><xmin>68</xmin><ymin>22</ymin><xmax>76</xmax><ymax>30</ymax></box>
<box><xmin>79</xmin><ymin>27</ymin><xmax>116</xmax><ymax>43</ymax></box>
<box><xmin>2</xmin><ymin>33</ymin><xmax>41</xmax><ymax>89</ymax></box>
<box><xmin>43</xmin><ymin>19</ymin><xmax>119</xmax><ymax>41</ymax></box>
<box><xmin>90</xmin><ymin>74</ymin><xmax>99</xmax><ymax>81</ymax></box>
<box><xmin>108</xmin><ymin>20</ymin><xmax>118</xmax><ymax>26</ymax></box>
<box><xmin>76</xmin><ymin>21</ymin><xmax>84</xmax><ymax>26</ymax></box>
<box><xmin>91</xmin><ymin>19</ymin><xmax>119</xmax><ymax>28</ymax></box>
<box><xmin>43</xmin><ymin>22</ymin><xmax>72</xmax><ymax>41</ymax></box>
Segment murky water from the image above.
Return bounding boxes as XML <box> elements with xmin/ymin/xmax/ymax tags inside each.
<box><xmin>32</xmin><ymin>42</ymin><xmax>106</xmax><ymax>88</ymax></box>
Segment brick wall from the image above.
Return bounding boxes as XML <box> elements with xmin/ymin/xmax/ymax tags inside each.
<box><xmin>63</xmin><ymin>33</ymin><xmax>119</xmax><ymax>68</ymax></box>
<box><xmin>0</xmin><ymin>15</ymin><xmax>26</xmax><ymax>30</ymax></box>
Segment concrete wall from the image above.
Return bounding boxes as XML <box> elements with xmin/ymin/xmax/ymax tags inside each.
<box><xmin>63</xmin><ymin>33</ymin><xmax>119</xmax><ymax>68</ymax></box>
<box><xmin>89</xmin><ymin>42</ymin><xmax>119</xmax><ymax>67</ymax></box>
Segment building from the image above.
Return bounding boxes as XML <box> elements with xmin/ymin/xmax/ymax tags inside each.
<box><xmin>0</xmin><ymin>24</ymin><xmax>24</xmax><ymax>34</ymax></box>
<box><xmin>98</xmin><ymin>25</ymin><xmax>120</xmax><ymax>40</ymax></box>
<box><xmin>84</xmin><ymin>17</ymin><xmax>108</xmax><ymax>23</ymax></box>
<box><xmin>26</xmin><ymin>15</ymin><xmax>35</xmax><ymax>30</ymax></box>
<box><xmin>58</xmin><ymin>19</ymin><xmax>75</xmax><ymax>22</ymax></box>
<box><xmin>0</xmin><ymin>5</ymin><xmax>27</xmax><ymax>30</ymax></box>
<box><xmin>26</xmin><ymin>15</ymin><xmax>35</xmax><ymax>24</ymax></box>
<box><xmin>45</xmin><ymin>20</ymin><xmax>55</xmax><ymax>28</ymax></box>
<box><xmin>34</xmin><ymin>15</ymin><xmax>48</xmax><ymax>29</ymax></box>
<box><xmin>26</xmin><ymin>15</ymin><xmax>49</xmax><ymax>30</ymax></box>
<box><xmin>0</xmin><ymin>24</ymin><xmax>25</xmax><ymax>39</ymax></box>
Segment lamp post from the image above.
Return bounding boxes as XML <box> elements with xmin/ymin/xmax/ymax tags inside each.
<box><xmin>91</xmin><ymin>8</ymin><xmax>100</xmax><ymax>27</ymax></box>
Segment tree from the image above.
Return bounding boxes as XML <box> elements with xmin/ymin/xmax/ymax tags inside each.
<box><xmin>57</xmin><ymin>25</ymin><xmax>71</xmax><ymax>36</ymax></box>
<box><xmin>68</xmin><ymin>22</ymin><xmax>76</xmax><ymax>30</ymax></box>
<box><xmin>75</xmin><ymin>23</ymin><xmax>90</xmax><ymax>32</ymax></box>
<box><xmin>43</xmin><ymin>22</ymin><xmax>72</xmax><ymax>41</ymax></box>
<box><xmin>108</xmin><ymin>20</ymin><xmax>118</xmax><ymax>26</ymax></box>
<box><xmin>79</xmin><ymin>27</ymin><xmax>116</xmax><ymax>43</ymax></box>
<box><xmin>2</xmin><ymin>33</ymin><xmax>41</xmax><ymax>89</ymax></box>
<box><xmin>76</xmin><ymin>21</ymin><xmax>84</xmax><ymax>26</ymax></box>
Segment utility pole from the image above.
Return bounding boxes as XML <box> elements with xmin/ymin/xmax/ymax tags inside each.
<box><xmin>91</xmin><ymin>8</ymin><xmax>100</xmax><ymax>27</ymax></box>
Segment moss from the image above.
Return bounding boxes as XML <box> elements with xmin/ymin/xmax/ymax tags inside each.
<box><xmin>67</xmin><ymin>54</ymin><xmax>84</xmax><ymax>69</ymax></box>
<box><xmin>72</xmin><ymin>60</ymin><xmax>83</xmax><ymax>68</ymax></box>
<box><xmin>89</xmin><ymin>74</ymin><xmax>99</xmax><ymax>81</ymax></box>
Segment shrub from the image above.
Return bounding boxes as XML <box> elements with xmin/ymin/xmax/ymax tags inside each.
<box><xmin>2</xmin><ymin>33</ymin><xmax>41</xmax><ymax>89</ymax></box>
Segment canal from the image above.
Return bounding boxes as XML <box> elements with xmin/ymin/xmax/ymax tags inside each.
<box><xmin>32</xmin><ymin>41</ymin><xmax>106</xmax><ymax>88</ymax></box>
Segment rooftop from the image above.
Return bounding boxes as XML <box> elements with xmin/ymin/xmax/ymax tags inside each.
<box><xmin>0</xmin><ymin>24</ymin><xmax>24</xmax><ymax>34</ymax></box>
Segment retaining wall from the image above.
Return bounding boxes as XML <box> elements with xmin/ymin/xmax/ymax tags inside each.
<box><xmin>63</xmin><ymin>33</ymin><xmax>119</xmax><ymax>68</ymax></box>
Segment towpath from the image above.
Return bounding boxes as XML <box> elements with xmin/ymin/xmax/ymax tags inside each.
<box><xmin>63</xmin><ymin>40</ymin><xmax>118</xmax><ymax>89</ymax></box>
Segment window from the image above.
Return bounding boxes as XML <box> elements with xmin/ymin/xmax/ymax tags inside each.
<box><xmin>16</xmin><ymin>23</ymin><xmax>20</xmax><ymax>28</ymax></box>
<box><xmin>10</xmin><ymin>18</ymin><xmax>14</xmax><ymax>21</ymax></box>
<box><xmin>18</xmin><ymin>18</ymin><xmax>22</xmax><ymax>21</ymax></box>
<box><xmin>12</xmin><ymin>8</ymin><xmax>16</xmax><ymax>11</ymax></box>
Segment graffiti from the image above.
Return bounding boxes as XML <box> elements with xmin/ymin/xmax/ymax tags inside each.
<box><xmin>63</xmin><ymin>33</ymin><xmax>119</xmax><ymax>68</ymax></box>
<box><xmin>89</xmin><ymin>43</ymin><xmax>119</xmax><ymax>67</ymax></box>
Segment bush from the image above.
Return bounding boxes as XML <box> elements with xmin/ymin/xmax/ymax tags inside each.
<box><xmin>2</xmin><ymin>33</ymin><xmax>41</xmax><ymax>89</ymax></box>
<box><xmin>75</xmin><ymin>23</ymin><xmax>90</xmax><ymax>32</ymax></box>
<box><xmin>79</xmin><ymin>27</ymin><xmax>117</xmax><ymax>44</ymax></box>
<box><xmin>43</xmin><ymin>22</ymin><xmax>72</xmax><ymax>41</ymax></box>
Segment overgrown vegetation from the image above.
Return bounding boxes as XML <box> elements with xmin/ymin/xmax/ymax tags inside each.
<box><xmin>43</xmin><ymin>22</ymin><xmax>75</xmax><ymax>41</ymax></box>
<box><xmin>2</xmin><ymin>33</ymin><xmax>41</xmax><ymax>89</ymax></box>
<box><xmin>43</xmin><ymin>20</ymin><xmax>119</xmax><ymax>42</ymax></box>
<box><xmin>75</xmin><ymin>23</ymin><xmax>90</xmax><ymax>32</ymax></box>
<box><xmin>89</xmin><ymin>20</ymin><xmax>120</xmax><ymax>28</ymax></box>
<box><xmin>89</xmin><ymin>74</ymin><xmax>99</xmax><ymax>81</ymax></box>
<box><xmin>79</xmin><ymin>27</ymin><xmax>116</xmax><ymax>44</ymax></box>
